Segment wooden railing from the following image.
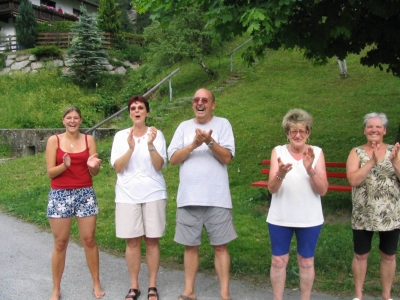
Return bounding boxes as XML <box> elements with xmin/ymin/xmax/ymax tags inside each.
<box><xmin>0</xmin><ymin>33</ymin><xmax>144</xmax><ymax>52</ymax></box>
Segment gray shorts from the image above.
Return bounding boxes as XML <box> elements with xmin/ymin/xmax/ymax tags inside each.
<box><xmin>174</xmin><ymin>206</ymin><xmax>237</xmax><ymax>246</ymax></box>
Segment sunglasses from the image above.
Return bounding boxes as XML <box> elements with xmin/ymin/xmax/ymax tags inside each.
<box><xmin>130</xmin><ymin>106</ymin><xmax>145</xmax><ymax>111</ymax></box>
<box><xmin>193</xmin><ymin>97</ymin><xmax>209</xmax><ymax>104</ymax></box>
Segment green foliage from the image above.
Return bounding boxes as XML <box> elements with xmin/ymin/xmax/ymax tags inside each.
<box><xmin>98</xmin><ymin>0</ymin><xmax>121</xmax><ymax>34</ymax></box>
<box><xmin>143</xmin><ymin>7</ymin><xmax>213</xmax><ymax>77</ymax></box>
<box><xmin>15</xmin><ymin>0</ymin><xmax>37</xmax><ymax>49</ymax></box>
<box><xmin>108</xmin><ymin>43</ymin><xmax>144</xmax><ymax>62</ymax></box>
<box><xmin>0</xmin><ymin>52</ymin><xmax>5</xmax><ymax>69</ymax></box>
<box><xmin>66</xmin><ymin>5</ymin><xmax>108</xmax><ymax>87</ymax></box>
<box><xmin>37</xmin><ymin>21</ymin><xmax>76</xmax><ymax>33</ymax></box>
<box><xmin>133</xmin><ymin>0</ymin><xmax>400</xmax><ymax>78</ymax></box>
<box><xmin>30</xmin><ymin>45</ymin><xmax>63</xmax><ymax>60</ymax></box>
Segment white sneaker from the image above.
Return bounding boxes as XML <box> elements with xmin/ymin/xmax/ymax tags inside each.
<box><xmin>352</xmin><ymin>298</ymin><xmax>360</xmax><ymax>300</ymax></box>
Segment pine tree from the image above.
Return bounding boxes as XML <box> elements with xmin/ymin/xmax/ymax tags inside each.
<box><xmin>15</xmin><ymin>0</ymin><xmax>37</xmax><ymax>49</ymax></box>
<box><xmin>98</xmin><ymin>0</ymin><xmax>121</xmax><ymax>34</ymax></box>
<box><xmin>67</xmin><ymin>5</ymin><xmax>108</xmax><ymax>87</ymax></box>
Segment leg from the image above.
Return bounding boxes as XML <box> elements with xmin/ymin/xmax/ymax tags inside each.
<box><xmin>352</xmin><ymin>252</ymin><xmax>369</xmax><ymax>300</ymax></box>
<box><xmin>76</xmin><ymin>216</ymin><xmax>104</xmax><ymax>299</ymax></box>
<box><xmin>125</xmin><ymin>236</ymin><xmax>143</xmax><ymax>299</ymax></box>
<box><xmin>144</xmin><ymin>237</ymin><xmax>160</xmax><ymax>296</ymax></box>
<box><xmin>49</xmin><ymin>217</ymin><xmax>72</xmax><ymax>300</ymax></box>
<box><xmin>213</xmin><ymin>244</ymin><xmax>231</xmax><ymax>300</ymax></box>
<box><xmin>270</xmin><ymin>254</ymin><xmax>289</xmax><ymax>300</ymax></box>
<box><xmin>181</xmin><ymin>245</ymin><xmax>199</xmax><ymax>299</ymax></box>
<box><xmin>297</xmin><ymin>254</ymin><xmax>315</xmax><ymax>300</ymax></box>
<box><xmin>380</xmin><ymin>251</ymin><xmax>396</xmax><ymax>300</ymax></box>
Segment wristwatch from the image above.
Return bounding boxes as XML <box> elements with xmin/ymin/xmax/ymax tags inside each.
<box><xmin>207</xmin><ymin>140</ymin><xmax>214</xmax><ymax>147</ymax></box>
<box><xmin>148</xmin><ymin>146</ymin><xmax>156</xmax><ymax>152</ymax></box>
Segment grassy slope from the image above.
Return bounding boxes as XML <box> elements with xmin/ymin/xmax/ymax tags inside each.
<box><xmin>1</xmin><ymin>45</ymin><xmax>400</xmax><ymax>296</ymax></box>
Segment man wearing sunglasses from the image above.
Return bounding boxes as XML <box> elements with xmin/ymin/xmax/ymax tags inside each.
<box><xmin>168</xmin><ymin>88</ymin><xmax>237</xmax><ymax>300</ymax></box>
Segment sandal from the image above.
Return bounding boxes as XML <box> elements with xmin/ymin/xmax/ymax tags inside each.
<box><xmin>148</xmin><ymin>287</ymin><xmax>159</xmax><ymax>300</ymax></box>
<box><xmin>125</xmin><ymin>288</ymin><xmax>141</xmax><ymax>300</ymax></box>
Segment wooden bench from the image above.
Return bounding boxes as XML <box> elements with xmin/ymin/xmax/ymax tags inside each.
<box><xmin>251</xmin><ymin>160</ymin><xmax>352</xmax><ymax>192</ymax></box>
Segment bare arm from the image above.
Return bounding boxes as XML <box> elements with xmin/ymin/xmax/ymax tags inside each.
<box><xmin>268</xmin><ymin>149</ymin><xmax>292</xmax><ymax>194</ymax></box>
<box><xmin>306</xmin><ymin>149</ymin><xmax>329</xmax><ymax>196</ymax></box>
<box><xmin>148</xmin><ymin>127</ymin><xmax>165</xmax><ymax>171</ymax></box>
<box><xmin>389</xmin><ymin>142</ymin><xmax>400</xmax><ymax>178</ymax></box>
<box><xmin>113</xmin><ymin>128</ymin><xmax>135</xmax><ymax>173</ymax></box>
<box><xmin>46</xmin><ymin>135</ymin><xmax>68</xmax><ymax>179</ymax></box>
<box><xmin>87</xmin><ymin>135</ymin><xmax>101</xmax><ymax>176</ymax></box>
<box><xmin>346</xmin><ymin>148</ymin><xmax>374</xmax><ymax>187</ymax></box>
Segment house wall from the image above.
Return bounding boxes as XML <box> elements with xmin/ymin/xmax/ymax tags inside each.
<box><xmin>0</xmin><ymin>19</ymin><xmax>15</xmax><ymax>36</ymax></box>
<box><xmin>0</xmin><ymin>0</ymin><xmax>98</xmax><ymax>37</ymax></box>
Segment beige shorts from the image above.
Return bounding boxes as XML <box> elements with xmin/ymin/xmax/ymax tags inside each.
<box><xmin>115</xmin><ymin>199</ymin><xmax>166</xmax><ymax>239</ymax></box>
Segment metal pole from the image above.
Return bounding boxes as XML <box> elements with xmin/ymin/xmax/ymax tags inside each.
<box><xmin>169</xmin><ymin>78</ymin><xmax>172</xmax><ymax>102</ymax></box>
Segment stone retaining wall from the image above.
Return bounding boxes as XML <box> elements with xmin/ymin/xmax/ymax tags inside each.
<box><xmin>0</xmin><ymin>128</ymin><xmax>116</xmax><ymax>157</ymax></box>
<box><xmin>0</xmin><ymin>54</ymin><xmax>139</xmax><ymax>76</ymax></box>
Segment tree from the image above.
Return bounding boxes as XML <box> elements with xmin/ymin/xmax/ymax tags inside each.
<box><xmin>67</xmin><ymin>5</ymin><xmax>108</xmax><ymax>87</ymax></box>
<box><xmin>15</xmin><ymin>0</ymin><xmax>37</xmax><ymax>49</ymax></box>
<box><xmin>98</xmin><ymin>0</ymin><xmax>121</xmax><ymax>35</ymax></box>
<box><xmin>132</xmin><ymin>0</ymin><xmax>400</xmax><ymax>78</ymax></box>
<box><xmin>142</xmin><ymin>6</ymin><xmax>213</xmax><ymax>77</ymax></box>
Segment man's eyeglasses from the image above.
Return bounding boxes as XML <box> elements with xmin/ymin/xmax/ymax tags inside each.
<box><xmin>288</xmin><ymin>130</ymin><xmax>309</xmax><ymax>137</ymax></box>
<box><xmin>130</xmin><ymin>106</ymin><xmax>145</xmax><ymax>111</ymax></box>
<box><xmin>193</xmin><ymin>97</ymin><xmax>209</xmax><ymax>104</ymax></box>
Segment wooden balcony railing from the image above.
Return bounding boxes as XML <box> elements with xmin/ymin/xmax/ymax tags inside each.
<box><xmin>0</xmin><ymin>0</ymin><xmax>78</xmax><ymax>22</ymax></box>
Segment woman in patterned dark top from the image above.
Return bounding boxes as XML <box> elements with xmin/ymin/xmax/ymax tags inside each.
<box><xmin>346</xmin><ymin>112</ymin><xmax>400</xmax><ymax>300</ymax></box>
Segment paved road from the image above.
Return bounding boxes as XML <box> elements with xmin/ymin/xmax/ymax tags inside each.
<box><xmin>0</xmin><ymin>211</ymin><xmax>382</xmax><ymax>300</ymax></box>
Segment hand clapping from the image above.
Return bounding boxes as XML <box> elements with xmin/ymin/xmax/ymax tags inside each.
<box><xmin>277</xmin><ymin>157</ymin><xmax>292</xmax><ymax>178</ymax></box>
<box><xmin>87</xmin><ymin>153</ymin><xmax>101</xmax><ymax>168</ymax></box>
<box><xmin>303</xmin><ymin>147</ymin><xmax>315</xmax><ymax>170</ymax></box>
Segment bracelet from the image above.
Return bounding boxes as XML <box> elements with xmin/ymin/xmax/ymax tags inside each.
<box><xmin>148</xmin><ymin>146</ymin><xmax>156</xmax><ymax>152</ymax></box>
<box><xmin>309</xmin><ymin>170</ymin><xmax>317</xmax><ymax>177</ymax></box>
<box><xmin>275</xmin><ymin>172</ymin><xmax>284</xmax><ymax>180</ymax></box>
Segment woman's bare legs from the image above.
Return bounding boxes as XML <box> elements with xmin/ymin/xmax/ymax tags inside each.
<box><xmin>144</xmin><ymin>237</ymin><xmax>160</xmax><ymax>299</ymax></box>
<box><xmin>297</xmin><ymin>254</ymin><xmax>315</xmax><ymax>300</ymax></box>
<box><xmin>352</xmin><ymin>252</ymin><xmax>369</xmax><ymax>300</ymax></box>
<box><xmin>380</xmin><ymin>251</ymin><xmax>396</xmax><ymax>300</ymax></box>
<box><xmin>270</xmin><ymin>254</ymin><xmax>289</xmax><ymax>300</ymax></box>
<box><xmin>49</xmin><ymin>217</ymin><xmax>72</xmax><ymax>300</ymax></box>
<box><xmin>125</xmin><ymin>236</ymin><xmax>143</xmax><ymax>299</ymax></box>
<box><xmin>77</xmin><ymin>215</ymin><xmax>104</xmax><ymax>299</ymax></box>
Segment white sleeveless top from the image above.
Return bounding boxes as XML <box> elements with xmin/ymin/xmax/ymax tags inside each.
<box><xmin>266</xmin><ymin>145</ymin><xmax>324</xmax><ymax>227</ymax></box>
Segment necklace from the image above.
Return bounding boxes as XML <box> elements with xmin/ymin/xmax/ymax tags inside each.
<box><xmin>65</xmin><ymin>136</ymin><xmax>78</xmax><ymax>148</ymax></box>
<box><xmin>288</xmin><ymin>145</ymin><xmax>306</xmax><ymax>155</ymax></box>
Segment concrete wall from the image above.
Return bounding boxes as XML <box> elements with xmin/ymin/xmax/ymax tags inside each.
<box><xmin>0</xmin><ymin>128</ymin><xmax>116</xmax><ymax>158</ymax></box>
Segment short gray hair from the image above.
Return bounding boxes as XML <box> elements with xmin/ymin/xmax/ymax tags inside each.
<box><xmin>363</xmin><ymin>112</ymin><xmax>388</xmax><ymax>128</ymax></box>
<box><xmin>282</xmin><ymin>109</ymin><xmax>313</xmax><ymax>133</ymax></box>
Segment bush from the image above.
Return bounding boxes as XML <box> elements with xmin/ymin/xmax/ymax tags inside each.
<box><xmin>0</xmin><ymin>53</ymin><xmax>5</xmax><ymax>69</ymax></box>
<box><xmin>30</xmin><ymin>45</ymin><xmax>63</xmax><ymax>60</ymax></box>
<box><xmin>37</xmin><ymin>21</ymin><xmax>75</xmax><ymax>33</ymax></box>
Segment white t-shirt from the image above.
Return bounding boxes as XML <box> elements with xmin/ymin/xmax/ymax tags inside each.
<box><xmin>110</xmin><ymin>127</ymin><xmax>167</xmax><ymax>204</ymax></box>
<box><xmin>266</xmin><ymin>145</ymin><xmax>324</xmax><ymax>227</ymax></box>
<box><xmin>168</xmin><ymin>116</ymin><xmax>235</xmax><ymax>208</ymax></box>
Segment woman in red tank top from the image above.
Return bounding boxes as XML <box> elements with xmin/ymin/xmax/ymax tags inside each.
<box><xmin>45</xmin><ymin>105</ymin><xmax>104</xmax><ymax>300</ymax></box>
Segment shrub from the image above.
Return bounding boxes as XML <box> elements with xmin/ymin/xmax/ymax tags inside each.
<box><xmin>37</xmin><ymin>21</ymin><xmax>75</xmax><ymax>33</ymax></box>
<box><xmin>30</xmin><ymin>45</ymin><xmax>63</xmax><ymax>60</ymax></box>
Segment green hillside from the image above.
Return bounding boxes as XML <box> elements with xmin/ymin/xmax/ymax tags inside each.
<box><xmin>1</xmin><ymin>44</ymin><xmax>399</xmax><ymax>297</ymax></box>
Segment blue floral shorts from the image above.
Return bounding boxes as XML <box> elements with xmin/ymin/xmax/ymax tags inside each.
<box><xmin>47</xmin><ymin>187</ymin><xmax>99</xmax><ymax>218</ymax></box>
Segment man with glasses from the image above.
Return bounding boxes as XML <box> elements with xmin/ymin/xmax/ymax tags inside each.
<box><xmin>168</xmin><ymin>88</ymin><xmax>237</xmax><ymax>300</ymax></box>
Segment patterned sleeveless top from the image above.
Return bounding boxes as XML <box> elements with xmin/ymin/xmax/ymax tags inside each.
<box><xmin>351</xmin><ymin>145</ymin><xmax>400</xmax><ymax>231</ymax></box>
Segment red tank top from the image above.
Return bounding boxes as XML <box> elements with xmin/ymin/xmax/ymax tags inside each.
<box><xmin>51</xmin><ymin>134</ymin><xmax>93</xmax><ymax>189</ymax></box>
